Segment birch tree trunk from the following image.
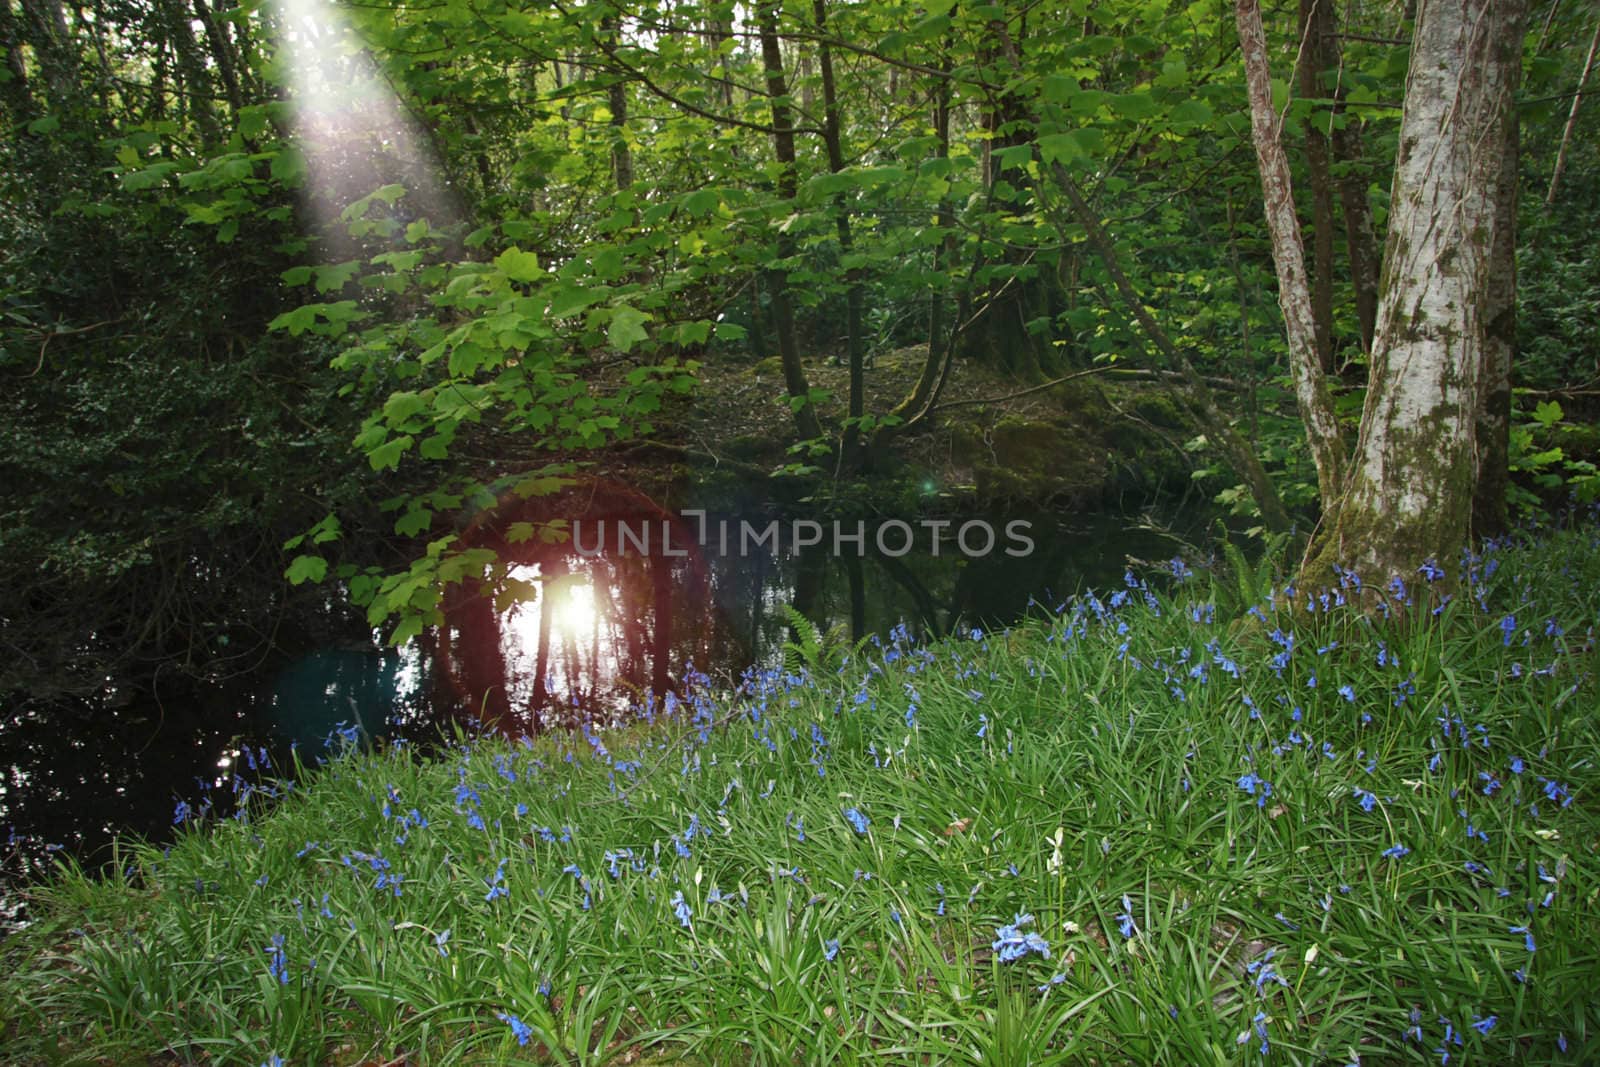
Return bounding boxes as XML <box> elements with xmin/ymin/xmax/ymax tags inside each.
<box><xmin>1235</xmin><ymin>0</ymin><xmax>1345</xmax><ymax>506</ymax></box>
<box><xmin>1309</xmin><ymin>0</ymin><xmax>1525</xmax><ymax>582</ymax></box>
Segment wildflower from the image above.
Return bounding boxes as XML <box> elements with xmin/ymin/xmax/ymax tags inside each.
<box><xmin>844</xmin><ymin>807</ymin><xmax>870</xmax><ymax>834</ymax></box>
<box><xmin>1500</xmin><ymin>614</ymin><xmax>1517</xmax><ymax>646</ymax></box>
<box><xmin>172</xmin><ymin>800</ymin><xmax>192</xmax><ymax>825</ymax></box>
<box><xmin>823</xmin><ymin>938</ymin><xmax>840</xmax><ymax>961</ymax></box>
<box><xmin>992</xmin><ymin>912</ymin><xmax>1050</xmax><ymax>962</ymax></box>
<box><xmin>1338</xmin><ymin>684</ymin><xmax>1356</xmax><ymax>703</ymax></box>
<box><xmin>1471</xmin><ymin>1015</ymin><xmax>1497</xmax><ymax>1035</ymax></box>
<box><xmin>1237</xmin><ymin>772</ymin><xmax>1273</xmax><ymax>807</ymax></box>
<box><xmin>496</xmin><ymin>1011</ymin><xmax>533</xmax><ymax>1046</ymax></box>
<box><xmin>435</xmin><ymin>929</ymin><xmax>451</xmax><ymax>956</ymax></box>
<box><xmin>1418</xmin><ymin>559</ymin><xmax>1445</xmax><ymax>582</ymax></box>
<box><xmin>1115</xmin><ymin>895</ymin><xmax>1137</xmax><ymax>938</ymax></box>
<box><xmin>266</xmin><ymin>934</ymin><xmax>289</xmax><ymax>984</ymax></box>
<box><xmin>670</xmin><ymin>890</ymin><xmax>692</xmax><ymax>929</ymax></box>
<box><xmin>1381</xmin><ymin>843</ymin><xmax>1410</xmax><ymax>859</ymax></box>
<box><xmin>1353</xmin><ymin>787</ymin><xmax>1378</xmax><ymax>812</ymax></box>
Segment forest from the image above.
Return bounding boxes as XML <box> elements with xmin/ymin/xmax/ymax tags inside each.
<box><xmin>3</xmin><ymin>0</ymin><xmax>1598</xmax><ymax>708</ymax></box>
<box><xmin>1</xmin><ymin>0</ymin><xmax>1599</xmax><ymax>1061</ymax></box>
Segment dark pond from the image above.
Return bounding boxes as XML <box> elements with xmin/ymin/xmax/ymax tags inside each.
<box><xmin>0</xmin><ymin>480</ymin><xmax>1216</xmax><ymax>907</ymax></box>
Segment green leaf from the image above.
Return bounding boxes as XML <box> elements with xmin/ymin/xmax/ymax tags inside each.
<box><xmin>269</xmin><ymin>148</ymin><xmax>306</xmax><ymax>185</ymax></box>
<box><xmin>268</xmin><ymin>305</ymin><xmax>318</xmax><ymax>336</ymax></box>
<box><xmin>548</xmin><ymin>284</ymin><xmax>605</xmax><ymax>319</ymax></box>
<box><xmin>382</xmin><ymin>390</ymin><xmax>428</xmax><ymax>427</ymax></box>
<box><xmin>369</xmin><ymin>436</ymin><xmax>413</xmax><ymax>470</ymax></box>
<box><xmin>681</xmin><ymin>188</ymin><xmax>721</xmax><ymax>217</ymax></box>
<box><xmin>495</xmin><ymin>246</ymin><xmax>543</xmax><ymax>282</ymax></box>
<box><xmin>121</xmin><ymin>162</ymin><xmax>180</xmax><ymax>191</ymax></box>
<box><xmin>1108</xmin><ymin>91</ymin><xmax>1159</xmax><ymax>120</ymax></box>
<box><xmin>1533</xmin><ymin>400</ymin><xmax>1564</xmax><ymax>427</ymax></box>
<box><xmin>286</xmin><ymin>555</ymin><xmax>328</xmax><ymax>586</ymax></box>
<box><xmin>394</xmin><ymin>508</ymin><xmax>433</xmax><ymax>537</ymax></box>
<box><xmin>608</xmin><ymin>305</ymin><xmax>651</xmax><ymax>352</ymax></box>
<box><xmin>1038</xmin><ymin>133</ymin><xmax>1084</xmax><ymax>164</ymax></box>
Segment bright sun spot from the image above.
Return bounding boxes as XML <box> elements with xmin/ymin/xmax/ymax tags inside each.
<box><xmin>552</xmin><ymin>582</ymin><xmax>598</xmax><ymax>638</ymax></box>
<box><xmin>503</xmin><ymin>567</ymin><xmax>599</xmax><ymax>654</ymax></box>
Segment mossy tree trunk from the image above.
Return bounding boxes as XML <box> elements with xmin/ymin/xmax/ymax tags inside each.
<box><xmin>1307</xmin><ymin>0</ymin><xmax>1525</xmax><ymax>583</ymax></box>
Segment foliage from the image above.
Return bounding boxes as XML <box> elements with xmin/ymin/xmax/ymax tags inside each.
<box><xmin>3</xmin><ymin>521</ymin><xmax>1597</xmax><ymax>1063</ymax></box>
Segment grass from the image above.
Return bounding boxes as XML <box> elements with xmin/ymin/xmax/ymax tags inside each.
<box><xmin>1</xmin><ymin>522</ymin><xmax>1597</xmax><ymax>1065</ymax></box>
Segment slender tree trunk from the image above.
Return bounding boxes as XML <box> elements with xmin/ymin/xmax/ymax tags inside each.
<box><xmin>1333</xmin><ymin>118</ymin><xmax>1382</xmax><ymax>356</ymax></box>
<box><xmin>1236</xmin><ymin>0</ymin><xmax>1346</xmax><ymax>505</ymax></box>
<box><xmin>889</xmin><ymin>56</ymin><xmax>956</xmax><ymax>429</ymax></box>
<box><xmin>811</xmin><ymin>0</ymin><xmax>866</xmax><ymax>471</ymax></box>
<box><xmin>1298</xmin><ymin>0</ymin><xmax>1337</xmax><ymax>372</ymax></box>
<box><xmin>1545</xmin><ymin>12</ymin><xmax>1598</xmax><ymax>205</ymax></box>
<box><xmin>19</xmin><ymin>0</ymin><xmax>78</xmax><ymax>109</ymax></box>
<box><xmin>0</xmin><ymin>0</ymin><xmax>35</xmax><ymax>119</ymax></box>
<box><xmin>756</xmin><ymin>0</ymin><xmax>823</xmax><ymax>441</ymax></box>
<box><xmin>1309</xmin><ymin>0</ymin><xmax>1526</xmax><ymax>583</ymax></box>
<box><xmin>1475</xmin><ymin>58</ymin><xmax>1521</xmax><ymax>537</ymax></box>
<box><xmin>192</xmin><ymin>0</ymin><xmax>242</xmax><ymax>115</ymax></box>
<box><xmin>600</xmin><ymin>17</ymin><xmax>634</xmax><ymax>194</ymax></box>
<box><xmin>1308</xmin><ymin>0</ymin><xmax>1383</xmax><ymax>358</ymax></box>
<box><xmin>1048</xmin><ymin>161</ymin><xmax>1294</xmax><ymax>533</ymax></box>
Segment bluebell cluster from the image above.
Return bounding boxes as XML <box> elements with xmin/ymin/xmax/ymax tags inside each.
<box><xmin>145</xmin><ymin>528</ymin><xmax>1595</xmax><ymax>1067</ymax></box>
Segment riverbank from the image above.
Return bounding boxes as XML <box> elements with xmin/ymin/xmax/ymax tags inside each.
<box><xmin>2</xmin><ymin>523</ymin><xmax>1595</xmax><ymax>1064</ymax></box>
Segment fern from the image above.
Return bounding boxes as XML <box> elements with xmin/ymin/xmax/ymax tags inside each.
<box><xmin>778</xmin><ymin>604</ymin><xmax>872</xmax><ymax>675</ymax></box>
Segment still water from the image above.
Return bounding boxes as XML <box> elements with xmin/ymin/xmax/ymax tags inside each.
<box><xmin>0</xmin><ymin>491</ymin><xmax>1211</xmax><ymax>899</ymax></box>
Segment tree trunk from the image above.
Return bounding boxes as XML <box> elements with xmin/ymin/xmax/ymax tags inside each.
<box><xmin>1474</xmin><ymin>56</ymin><xmax>1521</xmax><ymax>538</ymax></box>
<box><xmin>811</xmin><ymin>0</ymin><xmax>866</xmax><ymax>471</ymax></box>
<box><xmin>1236</xmin><ymin>0</ymin><xmax>1345</xmax><ymax>506</ymax></box>
<box><xmin>1308</xmin><ymin>0</ymin><xmax>1525</xmax><ymax>583</ymax></box>
<box><xmin>1309</xmin><ymin>0</ymin><xmax>1382</xmax><ymax>357</ymax></box>
<box><xmin>1298</xmin><ymin>0</ymin><xmax>1337</xmax><ymax>373</ymax></box>
<box><xmin>755</xmin><ymin>0</ymin><xmax>823</xmax><ymax>442</ymax></box>
<box><xmin>0</xmin><ymin>0</ymin><xmax>35</xmax><ymax>120</ymax></box>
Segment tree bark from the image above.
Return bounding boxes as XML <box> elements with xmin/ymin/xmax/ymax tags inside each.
<box><xmin>1545</xmin><ymin>11</ymin><xmax>1598</xmax><ymax>206</ymax></box>
<box><xmin>1298</xmin><ymin>0</ymin><xmax>1337</xmax><ymax>373</ymax></box>
<box><xmin>1236</xmin><ymin>0</ymin><xmax>1346</xmax><ymax>506</ymax></box>
<box><xmin>1309</xmin><ymin>0</ymin><xmax>1526</xmax><ymax>583</ymax></box>
<box><xmin>756</xmin><ymin>0</ymin><xmax>823</xmax><ymax>442</ymax></box>
<box><xmin>0</xmin><ymin>0</ymin><xmax>35</xmax><ymax>120</ymax></box>
<box><xmin>1475</xmin><ymin>53</ymin><xmax>1521</xmax><ymax>538</ymax></box>
<box><xmin>811</xmin><ymin>0</ymin><xmax>867</xmax><ymax>471</ymax></box>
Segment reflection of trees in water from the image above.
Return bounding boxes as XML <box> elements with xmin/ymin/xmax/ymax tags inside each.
<box><xmin>434</xmin><ymin>500</ymin><xmax>1198</xmax><ymax>738</ymax></box>
<box><xmin>435</xmin><ymin>485</ymin><xmax>717</xmax><ymax>734</ymax></box>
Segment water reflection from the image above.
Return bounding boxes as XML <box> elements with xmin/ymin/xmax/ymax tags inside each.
<box><xmin>423</xmin><ymin>481</ymin><xmax>1206</xmax><ymax>740</ymax></box>
<box><xmin>1</xmin><ymin>481</ymin><xmax>1209</xmax><ymax>901</ymax></box>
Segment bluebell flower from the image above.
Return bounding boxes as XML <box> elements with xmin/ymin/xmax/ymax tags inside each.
<box><xmin>823</xmin><ymin>938</ymin><xmax>840</xmax><ymax>961</ymax></box>
<box><xmin>844</xmin><ymin>808</ymin><xmax>869</xmax><ymax>834</ymax></box>
<box><xmin>1381</xmin><ymin>843</ymin><xmax>1410</xmax><ymax>859</ymax></box>
<box><xmin>435</xmin><ymin>929</ymin><xmax>451</xmax><ymax>956</ymax></box>
<box><xmin>1338</xmin><ymin>684</ymin><xmax>1356</xmax><ymax>703</ymax></box>
<box><xmin>1115</xmin><ymin>895</ymin><xmax>1137</xmax><ymax>938</ymax></box>
<box><xmin>1471</xmin><ymin>1015</ymin><xmax>1496</xmax><ymax>1035</ymax></box>
<box><xmin>992</xmin><ymin>912</ymin><xmax>1050</xmax><ymax>961</ymax></box>
<box><xmin>670</xmin><ymin>890</ymin><xmax>692</xmax><ymax>929</ymax></box>
<box><xmin>496</xmin><ymin>1011</ymin><xmax>533</xmax><ymax>1046</ymax></box>
<box><xmin>173</xmin><ymin>800</ymin><xmax>192</xmax><ymax>825</ymax></box>
<box><xmin>266</xmin><ymin>934</ymin><xmax>289</xmax><ymax>984</ymax></box>
<box><xmin>1501</xmin><ymin>614</ymin><xmax>1517</xmax><ymax>646</ymax></box>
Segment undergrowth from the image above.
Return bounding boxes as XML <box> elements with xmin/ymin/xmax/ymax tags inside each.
<box><xmin>1</xmin><ymin>523</ymin><xmax>1596</xmax><ymax>1065</ymax></box>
